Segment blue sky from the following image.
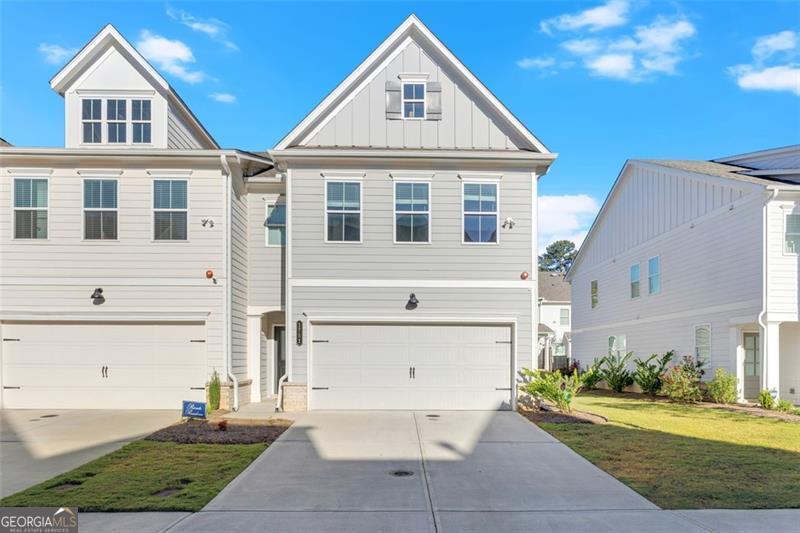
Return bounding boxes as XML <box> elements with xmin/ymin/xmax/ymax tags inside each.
<box><xmin>2</xmin><ymin>1</ymin><xmax>799</xmax><ymax>249</ymax></box>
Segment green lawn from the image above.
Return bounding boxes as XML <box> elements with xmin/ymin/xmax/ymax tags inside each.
<box><xmin>538</xmin><ymin>392</ymin><xmax>800</xmax><ymax>509</ymax></box>
<box><xmin>0</xmin><ymin>441</ymin><xmax>266</xmax><ymax>512</ymax></box>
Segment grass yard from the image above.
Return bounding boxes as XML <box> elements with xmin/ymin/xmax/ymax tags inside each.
<box><xmin>538</xmin><ymin>392</ymin><xmax>800</xmax><ymax>509</ymax></box>
<box><xmin>0</xmin><ymin>441</ymin><xmax>265</xmax><ymax>511</ymax></box>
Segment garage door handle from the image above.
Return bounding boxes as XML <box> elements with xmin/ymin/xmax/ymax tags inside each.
<box><xmin>2</xmin><ymin>338</ymin><xmax>20</xmax><ymax>342</ymax></box>
<box><xmin>3</xmin><ymin>386</ymin><xmax>21</xmax><ymax>390</ymax></box>
<box><xmin>495</xmin><ymin>341</ymin><xmax>512</xmax><ymax>344</ymax></box>
<box><xmin>190</xmin><ymin>387</ymin><xmax>205</xmax><ymax>390</ymax></box>
<box><xmin>495</xmin><ymin>387</ymin><xmax>512</xmax><ymax>391</ymax></box>
<box><xmin>311</xmin><ymin>387</ymin><xmax>329</xmax><ymax>390</ymax></box>
<box><xmin>312</xmin><ymin>340</ymin><xmax>329</xmax><ymax>343</ymax></box>
<box><xmin>190</xmin><ymin>339</ymin><xmax>206</xmax><ymax>343</ymax></box>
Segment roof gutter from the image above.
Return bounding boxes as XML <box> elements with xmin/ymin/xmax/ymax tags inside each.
<box><xmin>220</xmin><ymin>154</ymin><xmax>239</xmax><ymax>412</ymax></box>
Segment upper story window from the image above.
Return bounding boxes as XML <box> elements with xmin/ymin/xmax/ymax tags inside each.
<box><xmin>402</xmin><ymin>83</ymin><xmax>425</xmax><ymax>119</ymax></box>
<box><xmin>326</xmin><ymin>181</ymin><xmax>361</xmax><ymax>242</ymax></box>
<box><xmin>106</xmin><ymin>99</ymin><xmax>126</xmax><ymax>143</ymax></box>
<box><xmin>265</xmin><ymin>201</ymin><xmax>286</xmax><ymax>246</ymax></box>
<box><xmin>13</xmin><ymin>178</ymin><xmax>48</xmax><ymax>239</ymax></box>
<box><xmin>153</xmin><ymin>180</ymin><xmax>188</xmax><ymax>241</ymax></box>
<box><xmin>395</xmin><ymin>182</ymin><xmax>430</xmax><ymax>243</ymax></box>
<box><xmin>648</xmin><ymin>256</ymin><xmax>661</xmax><ymax>294</ymax></box>
<box><xmin>694</xmin><ymin>324</ymin><xmax>711</xmax><ymax>363</ymax></box>
<box><xmin>591</xmin><ymin>280</ymin><xmax>598</xmax><ymax>308</ymax></box>
<box><xmin>84</xmin><ymin>179</ymin><xmax>118</xmax><ymax>240</ymax></box>
<box><xmin>785</xmin><ymin>213</ymin><xmax>800</xmax><ymax>254</ymax></box>
<box><xmin>560</xmin><ymin>308</ymin><xmax>570</xmax><ymax>326</ymax></box>
<box><xmin>630</xmin><ymin>263</ymin><xmax>640</xmax><ymax>298</ymax></box>
<box><xmin>463</xmin><ymin>183</ymin><xmax>498</xmax><ymax>244</ymax></box>
<box><xmin>132</xmin><ymin>100</ymin><xmax>152</xmax><ymax>144</ymax></box>
<box><xmin>82</xmin><ymin>99</ymin><xmax>102</xmax><ymax>143</ymax></box>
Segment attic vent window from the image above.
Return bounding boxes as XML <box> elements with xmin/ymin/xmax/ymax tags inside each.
<box><xmin>402</xmin><ymin>83</ymin><xmax>425</xmax><ymax>119</ymax></box>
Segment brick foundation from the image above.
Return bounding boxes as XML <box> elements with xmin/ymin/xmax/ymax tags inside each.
<box><xmin>217</xmin><ymin>379</ymin><xmax>252</xmax><ymax>411</ymax></box>
<box><xmin>281</xmin><ymin>382</ymin><xmax>308</xmax><ymax>412</ymax></box>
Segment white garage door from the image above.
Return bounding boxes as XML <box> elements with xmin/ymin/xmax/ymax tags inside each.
<box><xmin>310</xmin><ymin>323</ymin><xmax>513</xmax><ymax>410</ymax></box>
<box><xmin>1</xmin><ymin>322</ymin><xmax>207</xmax><ymax>409</ymax></box>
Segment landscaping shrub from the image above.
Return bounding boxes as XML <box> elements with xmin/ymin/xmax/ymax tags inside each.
<box><xmin>520</xmin><ymin>368</ymin><xmax>582</xmax><ymax>413</ymax></box>
<box><xmin>598</xmin><ymin>351</ymin><xmax>634</xmax><ymax>392</ymax></box>
<box><xmin>707</xmin><ymin>368</ymin><xmax>737</xmax><ymax>404</ymax></box>
<box><xmin>557</xmin><ymin>359</ymin><xmax>581</xmax><ymax>377</ymax></box>
<box><xmin>208</xmin><ymin>371</ymin><xmax>221</xmax><ymax>411</ymax></box>
<box><xmin>633</xmin><ymin>351</ymin><xmax>674</xmax><ymax>396</ymax></box>
<box><xmin>758</xmin><ymin>390</ymin><xmax>774</xmax><ymax>410</ymax></box>
<box><xmin>775</xmin><ymin>399</ymin><xmax>794</xmax><ymax>413</ymax></box>
<box><xmin>580</xmin><ymin>364</ymin><xmax>602</xmax><ymax>390</ymax></box>
<box><xmin>661</xmin><ymin>357</ymin><xmax>703</xmax><ymax>403</ymax></box>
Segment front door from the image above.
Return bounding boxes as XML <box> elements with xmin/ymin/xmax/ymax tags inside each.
<box><xmin>274</xmin><ymin>326</ymin><xmax>286</xmax><ymax>394</ymax></box>
<box><xmin>743</xmin><ymin>332</ymin><xmax>760</xmax><ymax>399</ymax></box>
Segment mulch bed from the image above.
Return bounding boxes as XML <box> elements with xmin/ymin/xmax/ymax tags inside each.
<box><xmin>146</xmin><ymin>417</ymin><xmax>293</xmax><ymax>445</ymax></box>
<box><xmin>519</xmin><ymin>406</ymin><xmax>607</xmax><ymax>425</ymax></box>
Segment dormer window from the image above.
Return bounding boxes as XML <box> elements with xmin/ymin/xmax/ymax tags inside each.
<box><xmin>132</xmin><ymin>100</ymin><xmax>152</xmax><ymax>144</ymax></box>
<box><xmin>107</xmin><ymin>99</ymin><xmax>126</xmax><ymax>143</ymax></box>
<box><xmin>402</xmin><ymin>83</ymin><xmax>425</xmax><ymax>119</ymax></box>
<box><xmin>82</xmin><ymin>99</ymin><xmax>102</xmax><ymax>143</ymax></box>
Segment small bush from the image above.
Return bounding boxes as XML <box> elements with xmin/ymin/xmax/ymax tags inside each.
<box><xmin>208</xmin><ymin>370</ymin><xmax>221</xmax><ymax>411</ymax></box>
<box><xmin>775</xmin><ymin>399</ymin><xmax>794</xmax><ymax>412</ymax></box>
<box><xmin>661</xmin><ymin>359</ymin><xmax>703</xmax><ymax>403</ymax></box>
<box><xmin>598</xmin><ymin>351</ymin><xmax>634</xmax><ymax>392</ymax></box>
<box><xmin>633</xmin><ymin>351</ymin><xmax>674</xmax><ymax>396</ymax></box>
<box><xmin>520</xmin><ymin>368</ymin><xmax>582</xmax><ymax>413</ymax></box>
<box><xmin>557</xmin><ymin>359</ymin><xmax>581</xmax><ymax>377</ymax></box>
<box><xmin>758</xmin><ymin>390</ymin><xmax>775</xmax><ymax>410</ymax></box>
<box><xmin>707</xmin><ymin>368</ymin><xmax>737</xmax><ymax>404</ymax></box>
<box><xmin>580</xmin><ymin>364</ymin><xmax>602</xmax><ymax>390</ymax></box>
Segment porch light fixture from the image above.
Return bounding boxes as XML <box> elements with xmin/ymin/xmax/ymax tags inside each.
<box><xmin>406</xmin><ymin>293</ymin><xmax>419</xmax><ymax>310</ymax></box>
<box><xmin>91</xmin><ymin>288</ymin><xmax>105</xmax><ymax>305</ymax></box>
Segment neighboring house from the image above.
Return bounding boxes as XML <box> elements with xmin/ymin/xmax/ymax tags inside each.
<box><xmin>567</xmin><ymin>146</ymin><xmax>800</xmax><ymax>404</ymax></box>
<box><xmin>537</xmin><ymin>271</ymin><xmax>571</xmax><ymax>370</ymax></box>
<box><xmin>0</xmin><ymin>15</ymin><xmax>556</xmax><ymax>412</ymax></box>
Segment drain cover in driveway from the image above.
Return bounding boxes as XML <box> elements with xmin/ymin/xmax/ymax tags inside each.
<box><xmin>425</xmin><ymin>414</ymin><xmax>440</xmax><ymax>418</ymax></box>
<box><xmin>41</xmin><ymin>414</ymin><xmax>59</xmax><ymax>418</ymax></box>
<box><xmin>391</xmin><ymin>470</ymin><xmax>414</xmax><ymax>477</ymax></box>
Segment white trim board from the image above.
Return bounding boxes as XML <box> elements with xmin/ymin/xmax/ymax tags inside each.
<box><xmin>0</xmin><ymin>311</ymin><xmax>210</xmax><ymax>322</ymax></box>
<box><xmin>291</xmin><ymin>279</ymin><xmax>534</xmax><ymax>289</ymax></box>
<box><xmin>1</xmin><ymin>277</ymin><xmax>223</xmax><ymax>287</ymax></box>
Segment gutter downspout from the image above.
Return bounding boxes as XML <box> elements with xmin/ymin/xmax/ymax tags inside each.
<box><xmin>220</xmin><ymin>154</ymin><xmax>239</xmax><ymax>411</ymax></box>
<box><xmin>757</xmin><ymin>188</ymin><xmax>779</xmax><ymax>397</ymax></box>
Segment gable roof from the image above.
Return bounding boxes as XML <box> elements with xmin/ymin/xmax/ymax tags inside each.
<box><xmin>50</xmin><ymin>24</ymin><xmax>218</xmax><ymax>149</ymax></box>
<box><xmin>274</xmin><ymin>14</ymin><xmax>550</xmax><ymax>153</ymax></box>
<box><xmin>714</xmin><ymin>144</ymin><xmax>800</xmax><ymax>170</ymax></box>
<box><xmin>539</xmin><ymin>271</ymin><xmax>570</xmax><ymax>302</ymax></box>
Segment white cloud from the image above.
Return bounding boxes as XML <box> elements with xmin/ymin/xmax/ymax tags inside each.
<box><xmin>210</xmin><ymin>92</ymin><xmax>237</xmax><ymax>103</ymax></box>
<box><xmin>538</xmin><ymin>194</ymin><xmax>600</xmax><ymax>253</ymax></box>
<box><xmin>585</xmin><ymin>53</ymin><xmax>635</xmax><ymax>79</ymax></box>
<box><xmin>136</xmin><ymin>30</ymin><xmax>205</xmax><ymax>84</ymax></box>
<box><xmin>167</xmin><ymin>6</ymin><xmax>238</xmax><ymax>51</ymax></box>
<box><xmin>729</xmin><ymin>30</ymin><xmax>800</xmax><ymax>96</ymax></box>
<box><xmin>562</xmin><ymin>38</ymin><xmax>602</xmax><ymax>56</ymax></box>
<box><xmin>516</xmin><ymin>56</ymin><xmax>556</xmax><ymax>69</ymax></box>
<box><xmin>38</xmin><ymin>43</ymin><xmax>77</xmax><ymax>65</ymax></box>
<box><xmin>541</xmin><ymin>0</ymin><xmax>629</xmax><ymax>35</ymax></box>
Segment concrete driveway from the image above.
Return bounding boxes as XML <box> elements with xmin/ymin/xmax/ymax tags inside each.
<box><xmin>0</xmin><ymin>409</ymin><xmax>179</xmax><ymax>498</ymax></box>
<box><xmin>170</xmin><ymin>410</ymin><xmax>706</xmax><ymax>532</ymax></box>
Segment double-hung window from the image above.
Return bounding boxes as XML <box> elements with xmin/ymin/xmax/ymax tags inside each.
<box><xmin>82</xmin><ymin>99</ymin><xmax>102</xmax><ymax>143</ymax></box>
<box><xmin>132</xmin><ymin>99</ymin><xmax>152</xmax><ymax>144</ymax></box>
<box><xmin>785</xmin><ymin>213</ymin><xmax>800</xmax><ymax>254</ymax></box>
<box><xmin>648</xmin><ymin>256</ymin><xmax>661</xmax><ymax>294</ymax></box>
<box><xmin>591</xmin><ymin>280</ymin><xmax>598</xmax><ymax>308</ymax></box>
<box><xmin>84</xmin><ymin>179</ymin><xmax>118</xmax><ymax>240</ymax></box>
<box><xmin>694</xmin><ymin>325</ymin><xmax>711</xmax><ymax>363</ymax></box>
<box><xmin>326</xmin><ymin>181</ymin><xmax>361</xmax><ymax>242</ymax></box>
<box><xmin>265</xmin><ymin>200</ymin><xmax>286</xmax><ymax>246</ymax></box>
<box><xmin>560</xmin><ymin>308</ymin><xmax>570</xmax><ymax>326</ymax></box>
<box><xmin>630</xmin><ymin>264</ymin><xmax>640</xmax><ymax>298</ymax></box>
<box><xmin>13</xmin><ymin>178</ymin><xmax>48</xmax><ymax>239</ymax></box>
<box><xmin>463</xmin><ymin>183</ymin><xmax>498</xmax><ymax>244</ymax></box>
<box><xmin>153</xmin><ymin>180</ymin><xmax>188</xmax><ymax>241</ymax></box>
<box><xmin>394</xmin><ymin>182</ymin><xmax>430</xmax><ymax>243</ymax></box>
<box><xmin>107</xmin><ymin>99</ymin><xmax>126</xmax><ymax>143</ymax></box>
<box><xmin>402</xmin><ymin>83</ymin><xmax>425</xmax><ymax>119</ymax></box>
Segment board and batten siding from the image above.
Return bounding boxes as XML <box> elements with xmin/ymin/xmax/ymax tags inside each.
<box><xmin>290</xmin><ymin>168</ymin><xmax>534</xmax><ymax>280</ymax></box>
<box><xmin>247</xmin><ymin>189</ymin><xmax>285</xmax><ymax>308</ymax></box>
<box><xmin>0</xmin><ymin>164</ymin><xmax>228</xmax><ymax>376</ymax></box>
<box><xmin>305</xmin><ymin>40</ymin><xmax>520</xmax><ymax>151</ymax></box>
<box><xmin>767</xmin><ymin>200</ymin><xmax>799</xmax><ymax>321</ymax></box>
<box><xmin>290</xmin><ymin>286</ymin><xmax>533</xmax><ymax>384</ymax></box>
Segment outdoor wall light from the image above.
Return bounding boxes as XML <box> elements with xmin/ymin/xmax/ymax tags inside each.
<box><xmin>91</xmin><ymin>288</ymin><xmax>105</xmax><ymax>305</ymax></box>
<box><xmin>406</xmin><ymin>293</ymin><xmax>419</xmax><ymax>310</ymax></box>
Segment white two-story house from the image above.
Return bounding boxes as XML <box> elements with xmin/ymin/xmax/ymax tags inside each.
<box><xmin>0</xmin><ymin>15</ymin><xmax>556</xmax><ymax>412</ymax></box>
<box><xmin>567</xmin><ymin>147</ymin><xmax>800</xmax><ymax>404</ymax></box>
<box><xmin>537</xmin><ymin>271</ymin><xmax>571</xmax><ymax>370</ymax></box>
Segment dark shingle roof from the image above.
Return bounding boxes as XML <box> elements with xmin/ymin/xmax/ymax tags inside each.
<box><xmin>640</xmin><ymin>159</ymin><xmax>798</xmax><ymax>186</ymax></box>
<box><xmin>539</xmin><ymin>271</ymin><xmax>570</xmax><ymax>302</ymax></box>
<box><xmin>538</xmin><ymin>323</ymin><xmax>554</xmax><ymax>334</ymax></box>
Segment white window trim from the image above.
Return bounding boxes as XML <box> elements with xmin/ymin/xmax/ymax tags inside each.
<box><xmin>559</xmin><ymin>307</ymin><xmax>570</xmax><ymax>326</ymax></box>
<box><xmin>393</xmin><ymin>180</ymin><xmax>432</xmax><ymax>245</ymax></box>
<box><xmin>591</xmin><ymin>280</ymin><xmax>598</xmax><ymax>309</ymax></box>
<box><xmin>401</xmin><ymin>81</ymin><xmax>426</xmax><ymax>120</ymax></box>
<box><xmin>12</xmin><ymin>177</ymin><xmax>49</xmax><ymax>241</ymax></box>
<box><xmin>131</xmin><ymin>99</ymin><xmax>153</xmax><ymax>145</ymax></box>
<box><xmin>81</xmin><ymin>98</ymin><xmax>103</xmax><ymax>145</ymax></box>
<box><xmin>152</xmin><ymin>179</ymin><xmax>189</xmax><ymax>242</ymax></box>
<box><xmin>693</xmin><ymin>323</ymin><xmax>711</xmax><ymax>363</ymax></box>
<box><xmin>461</xmin><ymin>181</ymin><xmax>500</xmax><ymax>246</ymax></box>
<box><xmin>648</xmin><ymin>255</ymin><xmax>661</xmax><ymax>295</ymax></box>
<box><xmin>324</xmin><ymin>179</ymin><xmax>363</xmax><ymax>244</ymax></box>
<box><xmin>630</xmin><ymin>263</ymin><xmax>640</xmax><ymax>299</ymax></box>
<box><xmin>81</xmin><ymin>178</ymin><xmax>119</xmax><ymax>242</ymax></box>
<box><xmin>784</xmin><ymin>210</ymin><xmax>800</xmax><ymax>256</ymax></box>
<box><xmin>265</xmin><ymin>200</ymin><xmax>286</xmax><ymax>247</ymax></box>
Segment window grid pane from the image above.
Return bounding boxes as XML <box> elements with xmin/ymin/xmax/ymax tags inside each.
<box><xmin>786</xmin><ymin>214</ymin><xmax>800</xmax><ymax>253</ymax></box>
<box><xmin>326</xmin><ymin>182</ymin><xmax>361</xmax><ymax>242</ymax></box>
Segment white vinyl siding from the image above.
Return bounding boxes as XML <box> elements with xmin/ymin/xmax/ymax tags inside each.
<box><xmin>132</xmin><ymin>99</ymin><xmax>152</xmax><ymax>144</ymax></box>
<box><xmin>694</xmin><ymin>324</ymin><xmax>711</xmax><ymax>363</ymax></box>
<box><xmin>265</xmin><ymin>201</ymin><xmax>286</xmax><ymax>246</ymax></box>
<box><xmin>648</xmin><ymin>256</ymin><xmax>661</xmax><ymax>295</ymax></box>
<box><xmin>153</xmin><ymin>180</ymin><xmax>188</xmax><ymax>241</ymax></box>
<box><xmin>608</xmin><ymin>334</ymin><xmax>626</xmax><ymax>357</ymax></box>
<box><xmin>83</xmin><ymin>179</ymin><xmax>118</xmax><ymax>240</ymax></box>
<box><xmin>462</xmin><ymin>182</ymin><xmax>498</xmax><ymax>244</ymax></box>
<box><xmin>394</xmin><ymin>182</ymin><xmax>430</xmax><ymax>243</ymax></box>
<box><xmin>13</xmin><ymin>178</ymin><xmax>48</xmax><ymax>240</ymax></box>
<box><xmin>630</xmin><ymin>264</ymin><xmax>640</xmax><ymax>298</ymax></box>
<box><xmin>785</xmin><ymin>213</ymin><xmax>800</xmax><ymax>254</ymax></box>
<box><xmin>81</xmin><ymin>98</ymin><xmax>102</xmax><ymax>143</ymax></box>
<box><xmin>560</xmin><ymin>308</ymin><xmax>569</xmax><ymax>326</ymax></box>
<box><xmin>325</xmin><ymin>181</ymin><xmax>361</xmax><ymax>243</ymax></box>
